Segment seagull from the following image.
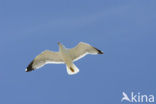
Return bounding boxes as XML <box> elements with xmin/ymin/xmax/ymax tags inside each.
<box><xmin>25</xmin><ymin>42</ymin><xmax>103</xmax><ymax>75</ymax></box>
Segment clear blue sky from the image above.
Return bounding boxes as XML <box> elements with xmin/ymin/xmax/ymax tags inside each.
<box><xmin>0</xmin><ymin>0</ymin><xmax>156</xmax><ymax>104</ymax></box>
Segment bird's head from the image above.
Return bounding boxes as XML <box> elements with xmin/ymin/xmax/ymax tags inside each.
<box><xmin>58</xmin><ymin>42</ymin><xmax>65</xmax><ymax>50</ymax></box>
<box><xmin>57</xmin><ymin>42</ymin><xmax>61</xmax><ymax>45</ymax></box>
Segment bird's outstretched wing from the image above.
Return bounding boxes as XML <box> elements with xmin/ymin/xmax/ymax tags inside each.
<box><xmin>69</xmin><ymin>42</ymin><xmax>103</xmax><ymax>62</ymax></box>
<box><xmin>25</xmin><ymin>50</ymin><xmax>64</xmax><ymax>72</ymax></box>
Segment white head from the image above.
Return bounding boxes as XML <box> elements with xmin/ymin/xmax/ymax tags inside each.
<box><xmin>58</xmin><ymin>42</ymin><xmax>65</xmax><ymax>50</ymax></box>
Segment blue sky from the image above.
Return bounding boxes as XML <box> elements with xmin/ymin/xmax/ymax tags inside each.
<box><xmin>0</xmin><ymin>0</ymin><xmax>156</xmax><ymax>104</ymax></box>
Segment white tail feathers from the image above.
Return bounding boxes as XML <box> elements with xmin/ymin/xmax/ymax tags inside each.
<box><xmin>66</xmin><ymin>63</ymin><xmax>79</xmax><ymax>75</ymax></box>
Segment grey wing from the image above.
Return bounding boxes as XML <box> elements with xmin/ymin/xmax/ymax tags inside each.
<box><xmin>25</xmin><ymin>50</ymin><xmax>64</xmax><ymax>72</ymax></box>
<box><xmin>69</xmin><ymin>42</ymin><xmax>103</xmax><ymax>62</ymax></box>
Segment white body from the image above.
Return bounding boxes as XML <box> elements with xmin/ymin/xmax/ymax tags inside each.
<box><xmin>59</xmin><ymin>44</ymin><xmax>79</xmax><ymax>75</ymax></box>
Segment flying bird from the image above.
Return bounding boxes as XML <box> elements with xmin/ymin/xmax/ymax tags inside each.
<box><xmin>25</xmin><ymin>42</ymin><xmax>103</xmax><ymax>75</ymax></box>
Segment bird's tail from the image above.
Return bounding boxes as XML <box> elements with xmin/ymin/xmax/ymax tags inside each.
<box><xmin>66</xmin><ymin>63</ymin><xmax>79</xmax><ymax>75</ymax></box>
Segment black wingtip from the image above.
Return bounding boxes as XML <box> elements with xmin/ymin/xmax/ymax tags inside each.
<box><xmin>25</xmin><ymin>61</ymin><xmax>34</xmax><ymax>72</ymax></box>
<box><xmin>93</xmin><ymin>47</ymin><xmax>104</xmax><ymax>54</ymax></box>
